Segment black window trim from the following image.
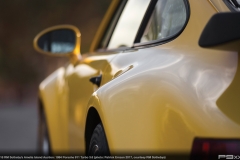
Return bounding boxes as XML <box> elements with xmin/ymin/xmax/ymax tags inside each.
<box><xmin>134</xmin><ymin>0</ymin><xmax>158</xmax><ymax>44</ymax></box>
<box><xmin>96</xmin><ymin>0</ymin><xmax>190</xmax><ymax>53</ymax></box>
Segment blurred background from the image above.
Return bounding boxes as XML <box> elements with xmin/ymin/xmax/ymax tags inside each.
<box><xmin>0</xmin><ymin>0</ymin><xmax>110</xmax><ymax>153</ymax></box>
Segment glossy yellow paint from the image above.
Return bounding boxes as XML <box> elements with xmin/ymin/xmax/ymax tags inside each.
<box><xmin>36</xmin><ymin>0</ymin><xmax>240</xmax><ymax>155</ymax></box>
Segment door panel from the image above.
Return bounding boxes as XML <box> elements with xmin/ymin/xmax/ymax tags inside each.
<box><xmin>66</xmin><ymin>53</ymin><xmax>117</xmax><ymax>152</ymax></box>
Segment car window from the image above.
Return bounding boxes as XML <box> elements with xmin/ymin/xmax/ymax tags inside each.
<box><xmin>140</xmin><ymin>0</ymin><xmax>187</xmax><ymax>43</ymax></box>
<box><xmin>98</xmin><ymin>0</ymin><xmax>127</xmax><ymax>50</ymax></box>
<box><xmin>107</xmin><ymin>0</ymin><xmax>151</xmax><ymax>49</ymax></box>
<box><xmin>223</xmin><ymin>0</ymin><xmax>240</xmax><ymax>11</ymax></box>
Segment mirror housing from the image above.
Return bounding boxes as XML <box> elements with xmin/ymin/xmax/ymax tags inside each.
<box><xmin>33</xmin><ymin>25</ymin><xmax>81</xmax><ymax>59</ymax></box>
<box><xmin>199</xmin><ymin>12</ymin><xmax>240</xmax><ymax>52</ymax></box>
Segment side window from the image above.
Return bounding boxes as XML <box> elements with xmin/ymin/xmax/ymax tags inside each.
<box><xmin>107</xmin><ymin>0</ymin><xmax>151</xmax><ymax>49</ymax></box>
<box><xmin>223</xmin><ymin>0</ymin><xmax>240</xmax><ymax>11</ymax></box>
<box><xmin>98</xmin><ymin>0</ymin><xmax>128</xmax><ymax>50</ymax></box>
<box><xmin>140</xmin><ymin>0</ymin><xmax>187</xmax><ymax>43</ymax></box>
<box><xmin>97</xmin><ymin>0</ymin><xmax>188</xmax><ymax>51</ymax></box>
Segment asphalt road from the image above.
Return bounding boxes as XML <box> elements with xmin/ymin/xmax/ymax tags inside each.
<box><xmin>0</xmin><ymin>107</ymin><xmax>38</xmax><ymax>154</ymax></box>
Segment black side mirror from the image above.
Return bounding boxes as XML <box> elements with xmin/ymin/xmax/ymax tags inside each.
<box><xmin>199</xmin><ymin>12</ymin><xmax>240</xmax><ymax>52</ymax></box>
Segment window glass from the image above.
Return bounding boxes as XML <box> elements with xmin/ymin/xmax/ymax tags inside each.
<box><xmin>38</xmin><ymin>29</ymin><xmax>75</xmax><ymax>53</ymax></box>
<box><xmin>98</xmin><ymin>0</ymin><xmax>127</xmax><ymax>49</ymax></box>
<box><xmin>223</xmin><ymin>0</ymin><xmax>240</xmax><ymax>11</ymax></box>
<box><xmin>141</xmin><ymin>0</ymin><xmax>187</xmax><ymax>43</ymax></box>
<box><xmin>108</xmin><ymin>0</ymin><xmax>151</xmax><ymax>49</ymax></box>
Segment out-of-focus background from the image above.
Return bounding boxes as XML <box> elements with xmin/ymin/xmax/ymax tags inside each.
<box><xmin>0</xmin><ymin>0</ymin><xmax>110</xmax><ymax>153</ymax></box>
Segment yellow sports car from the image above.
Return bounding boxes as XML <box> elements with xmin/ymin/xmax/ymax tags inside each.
<box><xmin>34</xmin><ymin>0</ymin><xmax>240</xmax><ymax>158</ymax></box>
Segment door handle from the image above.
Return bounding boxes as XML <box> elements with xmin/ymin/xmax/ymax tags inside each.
<box><xmin>113</xmin><ymin>65</ymin><xmax>133</xmax><ymax>79</ymax></box>
<box><xmin>89</xmin><ymin>75</ymin><xmax>102</xmax><ymax>87</ymax></box>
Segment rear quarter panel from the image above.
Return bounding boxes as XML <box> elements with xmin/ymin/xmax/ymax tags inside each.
<box><xmin>89</xmin><ymin>0</ymin><xmax>240</xmax><ymax>155</ymax></box>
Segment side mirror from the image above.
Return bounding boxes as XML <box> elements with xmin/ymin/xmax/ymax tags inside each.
<box><xmin>33</xmin><ymin>25</ymin><xmax>81</xmax><ymax>57</ymax></box>
<box><xmin>199</xmin><ymin>12</ymin><xmax>240</xmax><ymax>52</ymax></box>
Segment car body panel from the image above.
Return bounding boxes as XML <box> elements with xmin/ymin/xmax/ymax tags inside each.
<box><xmin>38</xmin><ymin>0</ymin><xmax>240</xmax><ymax>155</ymax></box>
<box><xmin>88</xmin><ymin>0</ymin><xmax>240</xmax><ymax>154</ymax></box>
<box><xmin>39</xmin><ymin>53</ymin><xmax>118</xmax><ymax>153</ymax></box>
<box><xmin>92</xmin><ymin>48</ymin><xmax>240</xmax><ymax>154</ymax></box>
<box><xmin>39</xmin><ymin>67</ymin><xmax>69</xmax><ymax>152</ymax></box>
<box><xmin>66</xmin><ymin>53</ymin><xmax>117</xmax><ymax>152</ymax></box>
